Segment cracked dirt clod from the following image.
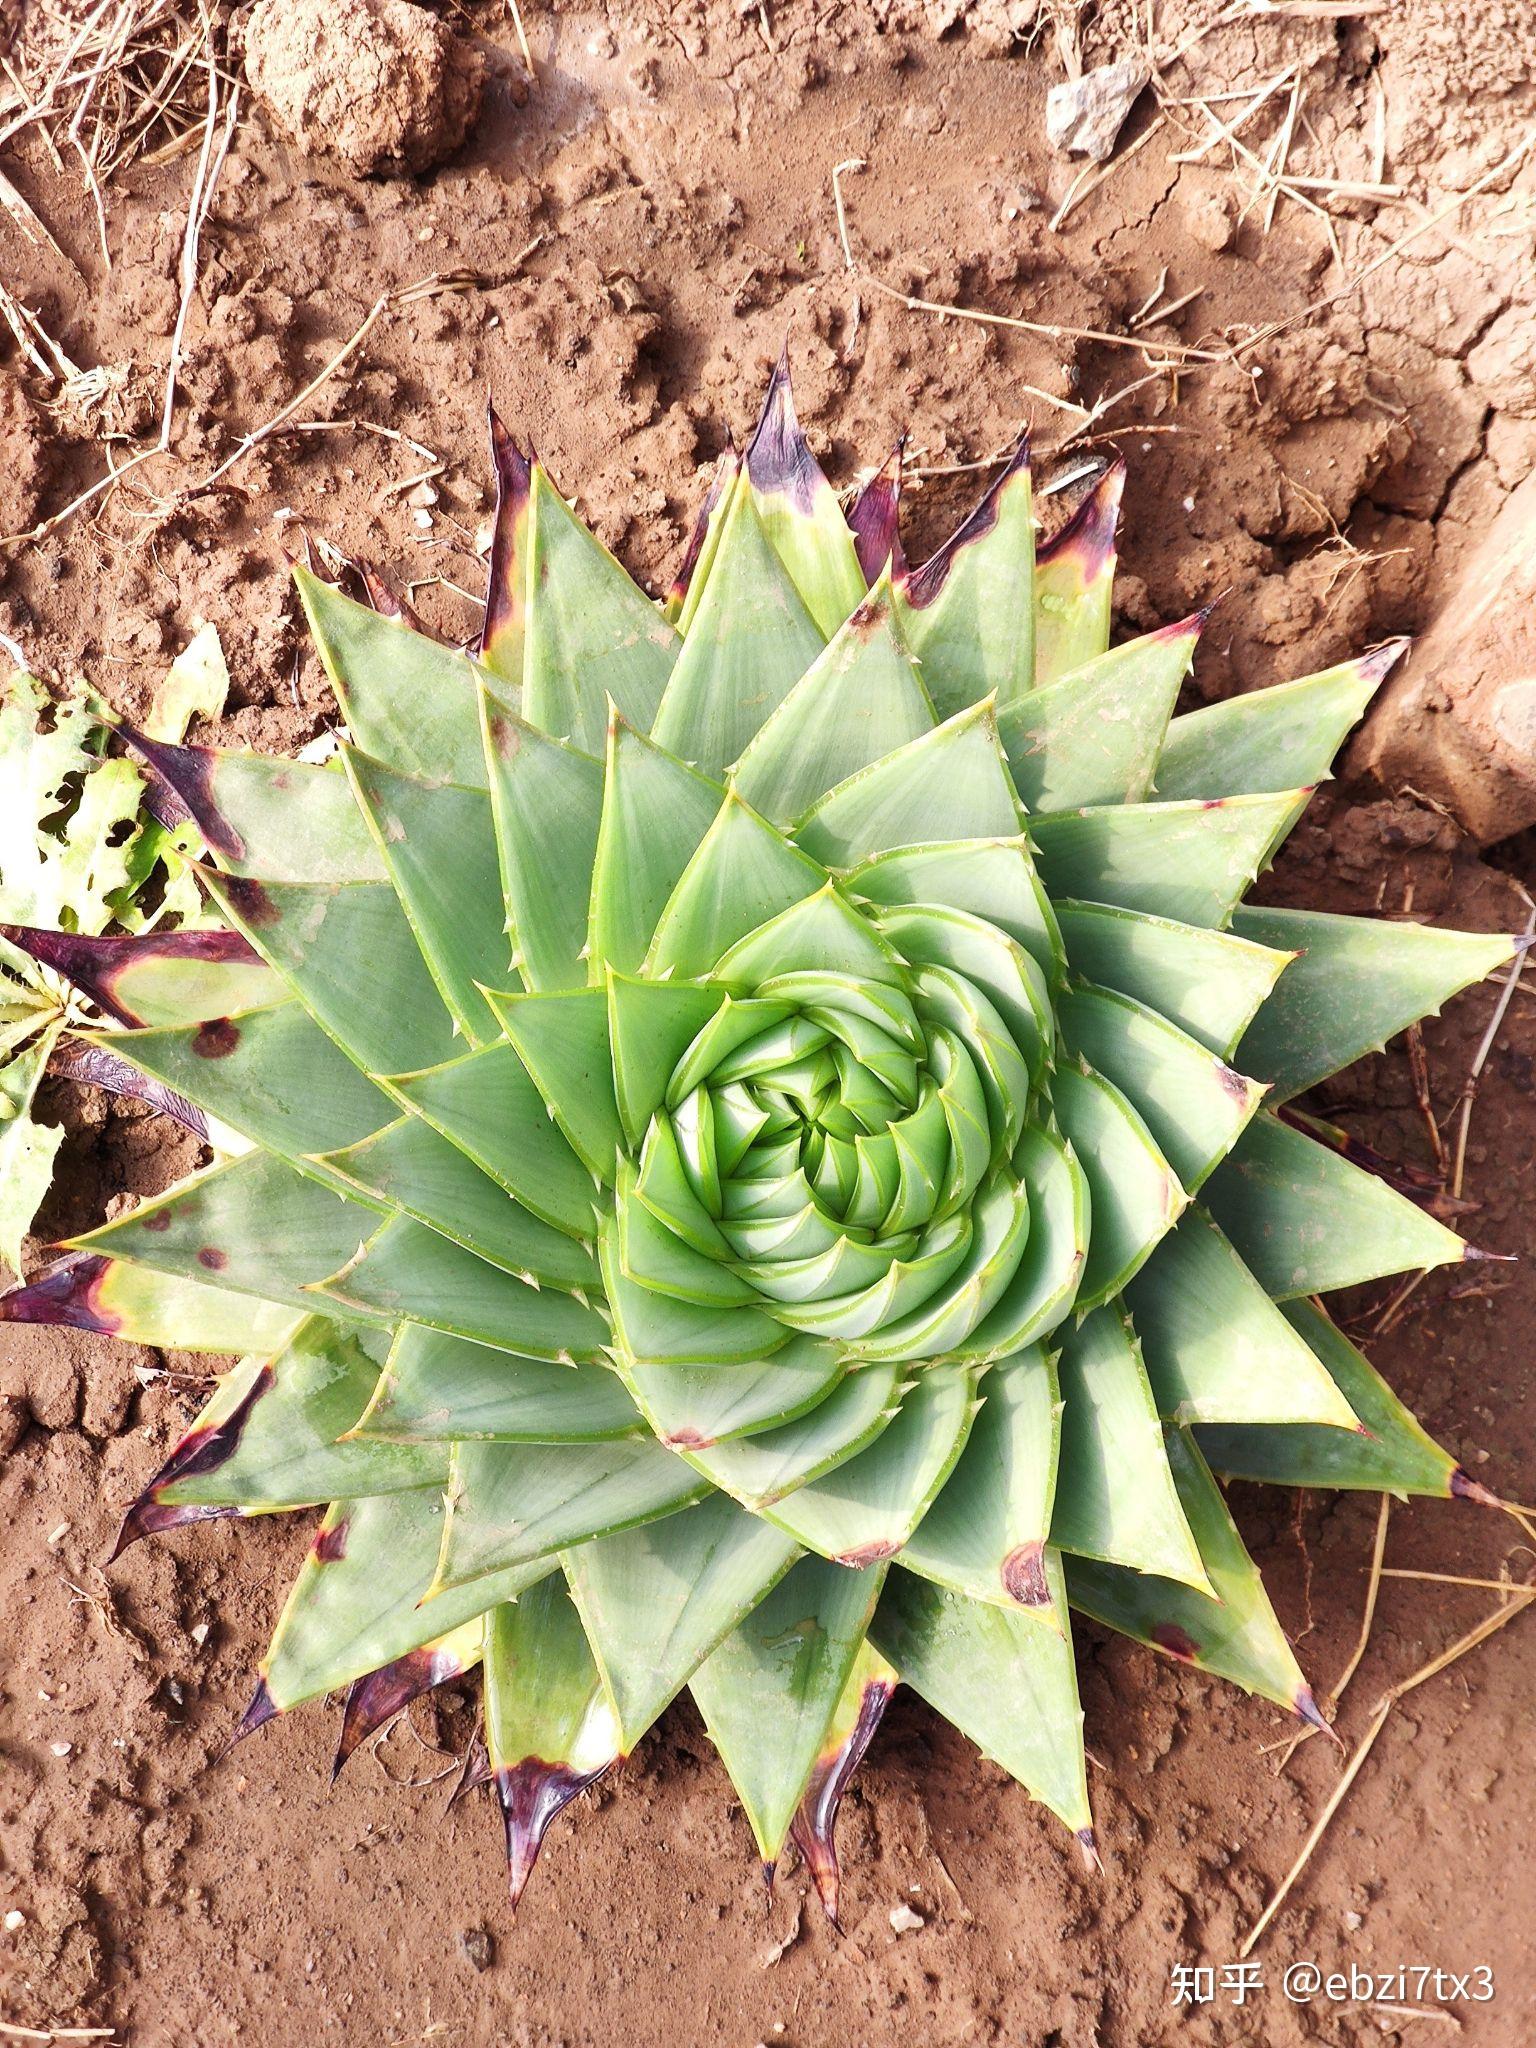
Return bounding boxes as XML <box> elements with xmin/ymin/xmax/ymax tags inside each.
<box><xmin>1351</xmin><ymin>468</ymin><xmax>1536</xmax><ymax>845</ymax></box>
<box><xmin>242</xmin><ymin>0</ymin><xmax>486</xmax><ymax>179</ymax></box>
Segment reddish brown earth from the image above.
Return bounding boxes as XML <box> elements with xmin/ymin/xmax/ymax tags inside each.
<box><xmin>3</xmin><ymin>3</ymin><xmax>1536</xmax><ymax>2043</ymax></box>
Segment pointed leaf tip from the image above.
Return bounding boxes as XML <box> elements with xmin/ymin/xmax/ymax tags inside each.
<box><xmin>1358</xmin><ymin>635</ymin><xmax>1410</xmax><ymax>686</ymax></box>
<box><xmin>848</xmin><ymin>444</ymin><xmax>907</xmax><ymax>587</ymax></box>
<box><xmin>448</xmin><ymin>1734</ymin><xmax>492</xmax><ymax>1810</ymax></box>
<box><xmin>334</xmin><ymin>1638</ymin><xmax>473</xmax><ymax>1780</ymax></box>
<box><xmin>905</xmin><ymin>434</ymin><xmax>1031</xmax><ymax>611</ymax></box>
<box><xmin>495</xmin><ymin>1757</ymin><xmax>614</xmax><ymax>1908</ymax></box>
<box><xmin>221</xmin><ymin>1677</ymin><xmax>278</xmax><ymax>1760</ymax></box>
<box><xmin>108</xmin><ymin>1495</ymin><xmax>243</xmax><ymax>1565</ymax></box>
<box><xmin>1293</xmin><ymin>1686</ymin><xmax>1344</xmax><ymax>1750</ymax></box>
<box><xmin>1449</xmin><ymin>1467</ymin><xmax>1506</xmax><ymax>1510</ymax></box>
<box><xmin>1038</xmin><ymin>458</ymin><xmax>1124</xmax><ymax>571</ymax></box>
<box><xmin>745</xmin><ymin>350</ymin><xmax>821</xmax><ymax>513</ymax></box>
<box><xmin>789</xmin><ymin>1673</ymin><xmax>894</xmax><ymax>1928</ymax></box>
<box><xmin>0</xmin><ymin>1253</ymin><xmax>117</xmax><ymax>1334</ymax></box>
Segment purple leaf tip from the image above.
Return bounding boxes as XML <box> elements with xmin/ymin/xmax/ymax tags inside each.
<box><xmin>495</xmin><ymin>1756</ymin><xmax>614</xmax><ymax>1910</ymax></box>
<box><xmin>788</xmin><ymin>1676</ymin><xmax>894</xmax><ymax>1929</ymax></box>
<box><xmin>1293</xmin><ymin>1686</ymin><xmax>1344</xmax><ymax>1750</ymax></box>
<box><xmin>221</xmin><ymin>1677</ymin><xmax>278</xmax><ymax>1759</ymax></box>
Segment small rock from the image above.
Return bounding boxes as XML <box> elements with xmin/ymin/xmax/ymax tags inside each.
<box><xmin>1046</xmin><ymin>58</ymin><xmax>1150</xmax><ymax>163</ymax></box>
<box><xmin>888</xmin><ymin>1902</ymin><xmax>925</xmax><ymax>1933</ymax></box>
<box><xmin>1344</xmin><ymin>1910</ymin><xmax>1363</xmax><ymax>1931</ymax></box>
<box><xmin>458</xmin><ymin>1925</ymin><xmax>495</xmax><ymax>1972</ymax></box>
<box><xmin>3</xmin><ymin>1909</ymin><xmax>24</xmax><ymax>1932</ymax></box>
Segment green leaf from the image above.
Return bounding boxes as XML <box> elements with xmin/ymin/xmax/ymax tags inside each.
<box><xmin>342</xmin><ymin>747</ymin><xmax>507</xmax><ymax>1046</ymax></box>
<box><xmin>202</xmin><ymin>868</ymin><xmax>458</xmax><ymax>1079</ymax></box>
<box><xmin>963</xmin><ymin>1125</ymin><xmax>1088</xmax><ymax>1357</ymax></box>
<box><xmin>1049</xmin><ymin>1061</ymin><xmax>1185</xmax><ymax>1306</ymax></box>
<box><xmin>483</xmin><ymin>1575</ymin><xmax>621</xmax><ymax>1773</ymax></box>
<box><xmin>1055</xmin><ymin>900</ymin><xmax>1290</xmax><ymax>1057</ymax></box>
<box><xmin>652</xmin><ymin>478</ymin><xmax>826</xmax><ymax>776</ymax></box>
<box><xmin>669</xmin><ymin>450</ymin><xmax>739</xmax><ymax>630</ymax></box>
<box><xmin>1231</xmin><ymin>907</ymin><xmax>1518</xmax><ymax>1101</ymax></box>
<box><xmin>7</xmin><ymin>926</ymin><xmax>288</xmax><ymax>1027</ymax></box>
<box><xmin>796</xmin><ymin>701</ymin><xmax>1024</xmax><ymax>869</ymax></box>
<box><xmin>317</xmin><ymin>1116</ymin><xmax>600</xmax><ymax>1291</ymax></box>
<box><xmin>620</xmin><ymin>1337</ymin><xmax>848</xmax><ymax>1448</ymax></box>
<box><xmin>0</xmin><ymin>674</ymin><xmax>147</xmax><ymax>932</ymax></box>
<box><xmin>1125</xmin><ymin>1208</ymin><xmax>1359</xmax><ymax>1429</ymax></box>
<box><xmin>683</xmin><ymin>1363</ymin><xmax>903</xmax><ymax>1510</ymax></box>
<box><xmin>744</xmin><ymin>358</ymin><xmax>868</xmax><ymax>636</ymax></box>
<box><xmin>70</xmin><ymin>1148</ymin><xmax>384</xmax><ymax>1317</ymax></box>
<box><xmin>898</xmin><ymin>1347</ymin><xmax>1062</xmax><ymax>1616</ymax></box>
<box><xmin>689</xmin><ymin>1553</ymin><xmax>885</xmax><ymax>1862</ymax></box>
<box><xmin>1057</xmin><ymin>983</ymin><xmax>1264</xmax><ymax>1191</ymax></box>
<box><xmin>124</xmin><ymin>740</ymin><xmax>386</xmax><ymax>884</ymax></box>
<box><xmin>1197</xmin><ymin>1296</ymin><xmax>1463</xmax><ymax>1496</ymax></box>
<box><xmin>482</xmin><ymin>1580</ymin><xmax>624</xmax><ymax>1900</ymax></box>
<box><xmin>91</xmin><ymin>1001</ymin><xmax>391</xmax><ymax>1162</ymax></box>
<box><xmin>877</xmin><ymin>902</ymin><xmax>1052</xmax><ymax>1083</ymax></box>
<box><xmin>733</xmin><ymin>588</ymin><xmax>934</xmax><ymax>824</ymax></box>
<box><xmin>850</xmin><ymin>837</ymin><xmax>1063</xmax><ymax>985</ymax></box>
<box><xmin>764</xmin><ymin>1366</ymin><xmax>978</xmax><ymax>1564</ymax></box>
<box><xmin>1051</xmin><ymin>1305</ymin><xmax>1207</xmax><ymax>1589</ymax></box>
<box><xmin>1031</xmin><ymin>465</ymin><xmax>1121</xmax><ymax>688</ymax></box>
<box><xmin>154</xmin><ymin>1320</ymin><xmax>443</xmax><ymax>1509</ymax></box>
<box><xmin>295</xmin><ymin>567</ymin><xmax>492</xmax><ymax>787</ymax></box>
<box><xmin>0</xmin><ymin>1019</ymin><xmax>64</xmax><ymax>1275</ymax></box>
<box><xmin>518</xmin><ymin>465</ymin><xmax>680</xmax><ymax>751</ymax></box>
<box><xmin>893</xmin><ymin>445</ymin><xmax>1036</xmax><ymax>717</ymax></box>
<box><xmin>1065</xmin><ymin>1428</ymin><xmax>1314</xmax><ymax>1715</ymax></box>
<box><xmin>479</xmin><ymin>694</ymin><xmax>603</xmax><ymax>992</ymax></box>
<box><xmin>589</xmin><ymin>720</ymin><xmax>723</xmax><ymax>976</ymax></box>
<box><xmin>391</xmin><ymin>1044</ymin><xmax>599</xmax><ymax>1241</ymax></box>
<box><xmin>713</xmin><ymin>882</ymin><xmax>904</xmax><ymax>988</ymax></box>
<box><xmin>847</xmin><ymin>1177</ymin><xmax>1031</xmax><ymax>1363</ymax></box>
<box><xmin>145</xmin><ymin>621</ymin><xmax>230</xmax><ymax>741</ymax></box>
<box><xmin>1030</xmin><ymin>789</ymin><xmax>1309</xmax><ymax>930</ymax></box>
<box><xmin>0</xmin><ymin>1249</ymin><xmax>301</xmax><ymax>1353</ymax></box>
<box><xmin>435</xmin><ymin>1439</ymin><xmax>706</xmax><ymax>1592</ymax></box>
<box><xmin>310</xmin><ymin>1214</ymin><xmax>610</xmax><ymax>1360</ymax></box>
<box><xmin>1000</xmin><ymin>615</ymin><xmax>1198</xmax><ymax>812</ymax></box>
<box><xmin>353</xmin><ymin>1322</ymin><xmax>641</xmax><ymax>1442</ymax></box>
<box><xmin>485</xmin><ymin>986</ymin><xmax>623</xmax><ymax>1184</ymax></box>
<box><xmin>602</xmin><ymin>1224</ymin><xmax>789</xmax><ymax>1365</ymax></box>
<box><xmin>1154</xmin><ymin>644</ymin><xmax>1400</xmax><ymax>800</ymax></box>
<box><xmin>1201</xmin><ymin>1111</ymin><xmax>1466</xmax><ymax>1298</ymax></box>
<box><xmin>645</xmin><ymin>791</ymin><xmax>825</xmax><ymax>980</ymax></box>
<box><xmin>608</xmin><ymin>974</ymin><xmax>725</xmax><ymax>1152</ymax></box>
<box><xmin>565</xmin><ymin>1491</ymin><xmax>802</xmax><ymax>1748</ymax></box>
<box><xmin>263</xmin><ymin>1488</ymin><xmax>550</xmax><ymax>1710</ymax></box>
<box><xmin>871</xmin><ymin>1563</ymin><xmax>1091</xmax><ymax>1836</ymax></box>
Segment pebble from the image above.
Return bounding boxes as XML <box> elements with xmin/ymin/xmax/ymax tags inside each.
<box><xmin>889</xmin><ymin>1903</ymin><xmax>925</xmax><ymax>1933</ymax></box>
<box><xmin>458</xmin><ymin>1926</ymin><xmax>495</xmax><ymax>1972</ymax></box>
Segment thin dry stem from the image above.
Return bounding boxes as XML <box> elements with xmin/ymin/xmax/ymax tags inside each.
<box><xmin>1241</xmin><ymin>1588</ymin><xmax>1535</xmax><ymax>1957</ymax></box>
<box><xmin>1449</xmin><ymin>907</ymin><xmax>1536</xmax><ymax>1199</ymax></box>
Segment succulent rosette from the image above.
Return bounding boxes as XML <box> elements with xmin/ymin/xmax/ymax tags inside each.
<box><xmin>1</xmin><ymin>359</ymin><xmax>1517</xmax><ymax>1918</ymax></box>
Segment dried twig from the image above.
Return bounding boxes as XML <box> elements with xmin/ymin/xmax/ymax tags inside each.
<box><xmin>1448</xmin><ymin>908</ymin><xmax>1536</xmax><ymax>1199</ymax></box>
<box><xmin>1241</xmin><ymin>1587</ymin><xmax>1536</xmax><ymax>1957</ymax></box>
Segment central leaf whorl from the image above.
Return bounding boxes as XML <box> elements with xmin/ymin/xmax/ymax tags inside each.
<box><xmin>625</xmin><ymin>901</ymin><xmax>1045</xmax><ymax>1364</ymax></box>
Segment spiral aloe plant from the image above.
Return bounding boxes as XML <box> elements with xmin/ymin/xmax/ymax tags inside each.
<box><xmin>1</xmin><ymin>360</ymin><xmax>1518</xmax><ymax>1918</ymax></box>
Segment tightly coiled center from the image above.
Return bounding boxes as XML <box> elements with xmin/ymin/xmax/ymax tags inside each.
<box><xmin>626</xmin><ymin>921</ymin><xmax>1051</xmax><ymax>1363</ymax></box>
